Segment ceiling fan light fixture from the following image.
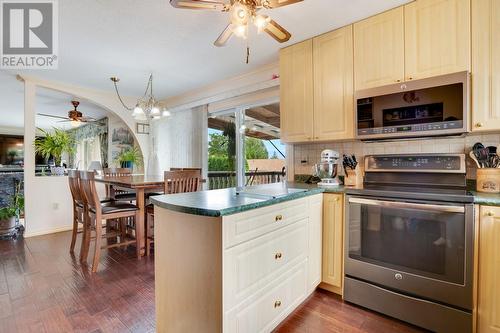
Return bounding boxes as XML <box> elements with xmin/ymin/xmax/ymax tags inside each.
<box><xmin>162</xmin><ymin>109</ymin><xmax>171</xmax><ymax>117</ymax></box>
<box><xmin>70</xmin><ymin>120</ymin><xmax>80</xmax><ymax>128</ymax></box>
<box><xmin>233</xmin><ymin>24</ymin><xmax>248</xmax><ymax>39</ymax></box>
<box><xmin>231</xmin><ymin>3</ymin><xmax>250</xmax><ymax>25</ymax></box>
<box><xmin>254</xmin><ymin>14</ymin><xmax>271</xmax><ymax>32</ymax></box>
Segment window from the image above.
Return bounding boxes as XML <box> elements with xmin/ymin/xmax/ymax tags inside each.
<box><xmin>75</xmin><ymin>135</ymin><xmax>101</xmax><ymax>170</ymax></box>
<box><xmin>207</xmin><ymin>102</ymin><xmax>285</xmax><ymax>190</ymax></box>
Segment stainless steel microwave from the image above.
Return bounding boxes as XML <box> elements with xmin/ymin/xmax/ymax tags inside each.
<box><xmin>355</xmin><ymin>72</ymin><xmax>470</xmax><ymax>140</ymax></box>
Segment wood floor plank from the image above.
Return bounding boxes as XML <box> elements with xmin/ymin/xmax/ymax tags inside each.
<box><xmin>0</xmin><ymin>231</ymin><xmax>426</xmax><ymax>333</ymax></box>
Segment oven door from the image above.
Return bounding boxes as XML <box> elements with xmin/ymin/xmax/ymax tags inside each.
<box><xmin>345</xmin><ymin>195</ymin><xmax>474</xmax><ymax>310</ymax></box>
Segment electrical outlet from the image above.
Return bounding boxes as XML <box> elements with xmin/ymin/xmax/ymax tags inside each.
<box><xmin>52</xmin><ymin>203</ymin><xmax>59</xmax><ymax>210</ymax></box>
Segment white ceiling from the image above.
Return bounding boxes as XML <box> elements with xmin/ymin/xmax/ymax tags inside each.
<box><xmin>1</xmin><ymin>0</ymin><xmax>411</xmax><ymax>130</ymax></box>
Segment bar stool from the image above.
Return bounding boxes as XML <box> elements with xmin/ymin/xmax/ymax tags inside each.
<box><xmin>145</xmin><ymin>170</ymin><xmax>202</xmax><ymax>256</ymax></box>
<box><xmin>79</xmin><ymin>171</ymin><xmax>141</xmax><ymax>272</ymax></box>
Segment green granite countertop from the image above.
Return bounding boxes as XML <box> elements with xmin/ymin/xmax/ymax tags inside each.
<box><xmin>150</xmin><ymin>180</ymin><xmax>500</xmax><ymax>217</ymax></box>
<box><xmin>150</xmin><ymin>182</ymin><xmax>349</xmax><ymax>217</ymax></box>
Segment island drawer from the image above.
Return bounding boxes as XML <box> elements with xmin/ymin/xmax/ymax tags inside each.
<box><xmin>223</xmin><ymin>220</ymin><xmax>308</xmax><ymax>309</ymax></box>
<box><xmin>224</xmin><ymin>260</ymin><xmax>308</xmax><ymax>333</ymax></box>
<box><xmin>223</xmin><ymin>197</ymin><xmax>309</xmax><ymax>248</ymax></box>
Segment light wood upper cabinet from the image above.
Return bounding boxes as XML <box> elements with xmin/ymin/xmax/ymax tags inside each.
<box><xmin>354</xmin><ymin>7</ymin><xmax>405</xmax><ymax>90</ymax></box>
<box><xmin>313</xmin><ymin>26</ymin><xmax>354</xmax><ymax>141</ymax></box>
<box><xmin>404</xmin><ymin>0</ymin><xmax>470</xmax><ymax>81</ymax></box>
<box><xmin>321</xmin><ymin>193</ymin><xmax>344</xmax><ymax>295</ymax></box>
<box><xmin>477</xmin><ymin>206</ymin><xmax>500</xmax><ymax>333</ymax></box>
<box><xmin>279</xmin><ymin>40</ymin><xmax>314</xmax><ymax>143</ymax></box>
<box><xmin>471</xmin><ymin>0</ymin><xmax>500</xmax><ymax>132</ymax></box>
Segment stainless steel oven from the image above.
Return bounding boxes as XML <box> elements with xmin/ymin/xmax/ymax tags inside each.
<box><xmin>344</xmin><ymin>154</ymin><xmax>474</xmax><ymax>333</ymax></box>
<box><xmin>355</xmin><ymin>71</ymin><xmax>470</xmax><ymax>140</ymax></box>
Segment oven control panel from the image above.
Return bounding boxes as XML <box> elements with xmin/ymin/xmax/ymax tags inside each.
<box><xmin>365</xmin><ymin>154</ymin><xmax>466</xmax><ymax>173</ymax></box>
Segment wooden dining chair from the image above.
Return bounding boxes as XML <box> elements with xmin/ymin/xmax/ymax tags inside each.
<box><xmin>68</xmin><ymin>170</ymin><xmax>85</xmax><ymax>257</ymax></box>
<box><xmin>102</xmin><ymin>167</ymin><xmax>136</xmax><ymax>201</ymax></box>
<box><xmin>79</xmin><ymin>171</ymin><xmax>141</xmax><ymax>272</ymax></box>
<box><xmin>145</xmin><ymin>170</ymin><xmax>202</xmax><ymax>256</ymax></box>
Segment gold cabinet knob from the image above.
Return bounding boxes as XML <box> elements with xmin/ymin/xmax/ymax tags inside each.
<box><xmin>334</xmin><ymin>197</ymin><xmax>340</xmax><ymax>202</ymax></box>
<box><xmin>275</xmin><ymin>252</ymin><xmax>283</xmax><ymax>260</ymax></box>
<box><xmin>275</xmin><ymin>214</ymin><xmax>283</xmax><ymax>222</ymax></box>
<box><xmin>274</xmin><ymin>300</ymin><xmax>282</xmax><ymax>308</ymax></box>
<box><xmin>314</xmin><ymin>137</ymin><xmax>319</xmax><ymax>140</ymax></box>
<box><xmin>408</xmin><ymin>77</ymin><xmax>413</xmax><ymax>80</ymax></box>
<box><xmin>486</xmin><ymin>211</ymin><xmax>495</xmax><ymax>217</ymax></box>
<box><xmin>396</xmin><ymin>79</ymin><xmax>401</xmax><ymax>82</ymax></box>
<box><xmin>476</xmin><ymin>122</ymin><xmax>483</xmax><ymax>128</ymax></box>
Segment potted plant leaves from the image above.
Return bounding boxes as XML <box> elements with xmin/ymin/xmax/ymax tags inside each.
<box><xmin>116</xmin><ymin>146</ymin><xmax>142</xmax><ymax>169</ymax></box>
<box><xmin>0</xmin><ymin>185</ymin><xmax>24</xmax><ymax>239</ymax></box>
<box><xmin>34</xmin><ymin>128</ymin><xmax>75</xmax><ymax>176</ymax></box>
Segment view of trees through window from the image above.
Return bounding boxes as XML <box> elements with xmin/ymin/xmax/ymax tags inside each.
<box><xmin>207</xmin><ymin>103</ymin><xmax>285</xmax><ymax>189</ymax></box>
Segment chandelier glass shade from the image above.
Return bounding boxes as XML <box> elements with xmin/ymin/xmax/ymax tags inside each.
<box><xmin>111</xmin><ymin>74</ymin><xmax>169</xmax><ymax>121</ymax></box>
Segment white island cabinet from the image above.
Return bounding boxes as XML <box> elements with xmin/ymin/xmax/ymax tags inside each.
<box><xmin>153</xmin><ymin>193</ymin><xmax>323</xmax><ymax>333</ymax></box>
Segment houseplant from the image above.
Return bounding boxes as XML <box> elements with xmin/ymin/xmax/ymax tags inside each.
<box><xmin>0</xmin><ymin>185</ymin><xmax>24</xmax><ymax>239</ymax></box>
<box><xmin>116</xmin><ymin>146</ymin><xmax>142</xmax><ymax>169</ymax></box>
<box><xmin>34</xmin><ymin>128</ymin><xmax>75</xmax><ymax>176</ymax></box>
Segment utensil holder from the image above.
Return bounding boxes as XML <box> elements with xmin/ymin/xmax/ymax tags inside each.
<box><xmin>476</xmin><ymin>168</ymin><xmax>500</xmax><ymax>193</ymax></box>
<box><xmin>344</xmin><ymin>165</ymin><xmax>363</xmax><ymax>187</ymax></box>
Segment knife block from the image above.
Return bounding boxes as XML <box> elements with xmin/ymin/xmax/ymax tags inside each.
<box><xmin>344</xmin><ymin>165</ymin><xmax>363</xmax><ymax>187</ymax></box>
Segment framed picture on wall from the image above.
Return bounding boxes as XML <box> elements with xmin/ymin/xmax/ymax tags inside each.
<box><xmin>136</xmin><ymin>123</ymin><xmax>150</xmax><ymax>134</ymax></box>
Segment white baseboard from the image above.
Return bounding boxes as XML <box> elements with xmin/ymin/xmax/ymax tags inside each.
<box><xmin>24</xmin><ymin>225</ymin><xmax>73</xmax><ymax>238</ymax></box>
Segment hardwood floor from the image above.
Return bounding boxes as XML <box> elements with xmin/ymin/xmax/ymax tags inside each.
<box><xmin>0</xmin><ymin>231</ymin><xmax>425</xmax><ymax>333</ymax></box>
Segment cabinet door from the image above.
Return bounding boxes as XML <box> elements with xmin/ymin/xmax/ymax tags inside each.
<box><xmin>308</xmin><ymin>194</ymin><xmax>323</xmax><ymax>293</ymax></box>
<box><xmin>478</xmin><ymin>206</ymin><xmax>500</xmax><ymax>333</ymax></box>
<box><xmin>471</xmin><ymin>0</ymin><xmax>500</xmax><ymax>132</ymax></box>
<box><xmin>354</xmin><ymin>7</ymin><xmax>405</xmax><ymax>90</ymax></box>
<box><xmin>313</xmin><ymin>26</ymin><xmax>354</xmax><ymax>141</ymax></box>
<box><xmin>321</xmin><ymin>193</ymin><xmax>344</xmax><ymax>294</ymax></box>
<box><xmin>279</xmin><ymin>40</ymin><xmax>314</xmax><ymax>143</ymax></box>
<box><xmin>404</xmin><ymin>0</ymin><xmax>470</xmax><ymax>80</ymax></box>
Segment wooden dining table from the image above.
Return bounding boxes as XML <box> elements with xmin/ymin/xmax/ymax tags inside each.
<box><xmin>95</xmin><ymin>174</ymin><xmax>164</xmax><ymax>257</ymax></box>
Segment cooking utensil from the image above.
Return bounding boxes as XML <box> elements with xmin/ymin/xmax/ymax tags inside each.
<box><xmin>469</xmin><ymin>151</ymin><xmax>481</xmax><ymax>168</ymax></box>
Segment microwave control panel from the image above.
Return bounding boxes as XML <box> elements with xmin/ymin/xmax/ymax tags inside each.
<box><xmin>358</xmin><ymin>120</ymin><xmax>464</xmax><ymax>137</ymax></box>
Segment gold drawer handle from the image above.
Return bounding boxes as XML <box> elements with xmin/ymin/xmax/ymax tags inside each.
<box><xmin>274</xmin><ymin>300</ymin><xmax>282</xmax><ymax>308</ymax></box>
<box><xmin>275</xmin><ymin>214</ymin><xmax>283</xmax><ymax>222</ymax></box>
<box><xmin>476</xmin><ymin>122</ymin><xmax>483</xmax><ymax>128</ymax></box>
<box><xmin>275</xmin><ymin>252</ymin><xmax>283</xmax><ymax>260</ymax></box>
<box><xmin>486</xmin><ymin>211</ymin><xmax>495</xmax><ymax>217</ymax></box>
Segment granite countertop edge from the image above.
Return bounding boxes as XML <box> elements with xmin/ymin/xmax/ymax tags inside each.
<box><xmin>150</xmin><ymin>186</ymin><xmax>335</xmax><ymax>217</ymax></box>
<box><xmin>150</xmin><ymin>183</ymin><xmax>500</xmax><ymax>217</ymax></box>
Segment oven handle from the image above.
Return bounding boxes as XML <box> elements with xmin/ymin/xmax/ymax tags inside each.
<box><xmin>348</xmin><ymin>197</ymin><xmax>465</xmax><ymax>213</ymax></box>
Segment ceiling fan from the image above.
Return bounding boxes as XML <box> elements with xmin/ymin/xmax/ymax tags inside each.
<box><xmin>170</xmin><ymin>0</ymin><xmax>302</xmax><ymax>47</ymax></box>
<box><xmin>37</xmin><ymin>101</ymin><xmax>96</xmax><ymax>127</ymax></box>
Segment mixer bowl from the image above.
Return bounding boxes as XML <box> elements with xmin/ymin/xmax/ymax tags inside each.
<box><xmin>313</xmin><ymin>162</ymin><xmax>338</xmax><ymax>179</ymax></box>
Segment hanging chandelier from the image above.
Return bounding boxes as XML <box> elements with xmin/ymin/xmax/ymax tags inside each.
<box><xmin>110</xmin><ymin>74</ymin><xmax>171</xmax><ymax>121</ymax></box>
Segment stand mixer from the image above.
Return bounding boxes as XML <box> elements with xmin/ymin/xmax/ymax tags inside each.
<box><xmin>313</xmin><ymin>150</ymin><xmax>340</xmax><ymax>186</ymax></box>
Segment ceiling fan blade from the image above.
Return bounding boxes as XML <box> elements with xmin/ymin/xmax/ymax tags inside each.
<box><xmin>37</xmin><ymin>113</ymin><xmax>69</xmax><ymax>120</ymax></box>
<box><xmin>79</xmin><ymin>117</ymin><xmax>96</xmax><ymax>122</ymax></box>
<box><xmin>170</xmin><ymin>0</ymin><xmax>226</xmax><ymax>10</ymax></box>
<box><xmin>214</xmin><ymin>24</ymin><xmax>234</xmax><ymax>47</ymax></box>
<box><xmin>57</xmin><ymin>120</ymin><xmax>71</xmax><ymax>123</ymax></box>
<box><xmin>261</xmin><ymin>0</ymin><xmax>302</xmax><ymax>8</ymax></box>
<box><xmin>264</xmin><ymin>19</ymin><xmax>291</xmax><ymax>43</ymax></box>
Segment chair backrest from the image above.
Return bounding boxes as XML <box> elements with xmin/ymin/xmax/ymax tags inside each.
<box><xmin>170</xmin><ymin>167</ymin><xmax>202</xmax><ymax>172</ymax></box>
<box><xmin>164</xmin><ymin>170</ymin><xmax>201</xmax><ymax>194</ymax></box>
<box><xmin>79</xmin><ymin>171</ymin><xmax>101</xmax><ymax>213</ymax></box>
<box><xmin>68</xmin><ymin>169</ymin><xmax>83</xmax><ymax>205</ymax></box>
<box><xmin>103</xmin><ymin>168</ymin><xmax>132</xmax><ymax>177</ymax></box>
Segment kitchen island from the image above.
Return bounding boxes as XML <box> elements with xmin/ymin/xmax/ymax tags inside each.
<box><xmin>150</xmin><ymin>183</ymin><xmax>326</xmax><ymax>333</ymax></box>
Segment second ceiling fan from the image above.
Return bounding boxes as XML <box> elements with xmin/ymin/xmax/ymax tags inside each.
<box><xmin>170</xmin><ymin>0</ymin><xmax>303</xmax><ymax>47</ymax></box>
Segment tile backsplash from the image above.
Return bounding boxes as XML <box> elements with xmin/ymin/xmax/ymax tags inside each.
<box><xmin>291</xmin><ymin>133</ymin><xmax>500</xmax><ymax>179</ymax></box>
